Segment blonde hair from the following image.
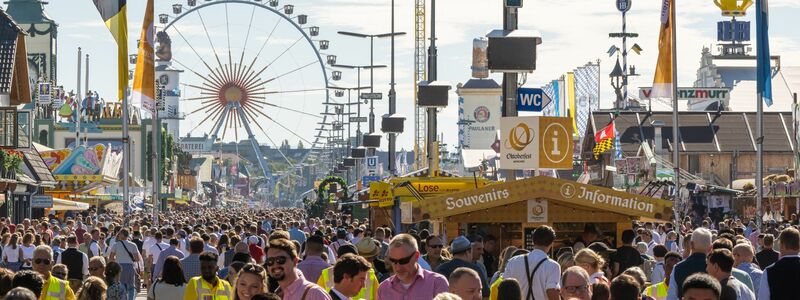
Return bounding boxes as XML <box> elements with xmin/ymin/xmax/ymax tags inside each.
<box><xmin>433</xmin><ymin>292</ymin><xmax>462</xmax><ymax>300</ymax></box>
<box><xmin>77</xmin><ymin>276</ymin><xmax>107</xmax><ymax>300</ymax></box>
<box><xmin>574</xmin><ymin>248</ymin><xmax>605</xmax><ymax>270</ymax></box>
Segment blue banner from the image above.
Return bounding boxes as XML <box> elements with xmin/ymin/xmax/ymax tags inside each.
<box><xmin>756</xmin><ymin>0</ymin><xmax>772</xmax><ymax>106</ymax></box>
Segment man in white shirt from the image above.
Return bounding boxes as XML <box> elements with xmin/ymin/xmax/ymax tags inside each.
<box><xmin>504</xmin><ymin>226</ymin><xmax>561</xmax><ymax>300</ymax></box>
<box><xmin>330</xmin><ymin>253</ymin><xmax>371</xmax><ymax>300</ymax></box>
<box><xmin>146</xmin><ymin>231</ymin><xmax>169</xmax><ymax>281</ymax></box>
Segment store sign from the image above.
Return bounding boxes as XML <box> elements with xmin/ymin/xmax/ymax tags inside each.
<box><xmin>639</xmin><ymin>87</ymin><xmax>730</xmax><ymax>101</ymax></box>
<box><xmin>500</xmin><ymin>116</ymin><xmax>573</xmax><ymax>170</ymax></box>
<box><xmin>38</xmin><ymin>83</ymin><xmax>51</xmax><ymax>105</ymax></box>
<box><xmin>31</xmin><ymin>195</ymin><xmax>53</xmax><ymax>208</ymax></box>
<box><xmin>527</xmin><ymin>199</ymin><xmax>548</xmax><ymax>223</ymax></box>
<box><xmin>419</xmin><ymin>176</ymin><xmax>672</xmax><ymax>220</ymax></box>
<box><xmin>370</xmin><ymin>181</ymin><xmax>394</xmax><ymax>207</ymax></box>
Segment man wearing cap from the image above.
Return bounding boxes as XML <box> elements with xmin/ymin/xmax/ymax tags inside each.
<box><xmin>434</xmin><ymin>236</ymin><xmax>490</xmax><ymax>297</ymax></box>
<box><xmin>317</xmin><ymin>241</ymin><xmax>379</xmax><ymax>300</ymax></box>
<box><xmin>298</xmin><ymin>235</ymin><xmax>330</xmax><ymax>283</ymax></box>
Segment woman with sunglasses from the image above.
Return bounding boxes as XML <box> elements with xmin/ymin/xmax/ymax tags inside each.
<box><xmin>234</xmin><ymin>263</ymin><xmax>268</xmax><ymax>300</ymax></box>
<box><xmin>147</xmin><ymin>256</ymin><xmax>186</xmax><ymax>300</ymax></box>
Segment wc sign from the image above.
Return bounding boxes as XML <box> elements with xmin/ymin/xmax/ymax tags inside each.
<box><xmin>516</xmin><ymin>88</ymin><xmax>551</xmax><ymax>112</ymax></box>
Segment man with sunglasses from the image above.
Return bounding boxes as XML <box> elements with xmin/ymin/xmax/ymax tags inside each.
<box><xmin>33</xmin><ymin>245</ymin><xmax>75</xmax><ymax>300</ymax></box>
<box><xmin>378</xmin><ymin>233</ymin><xmax>449</xmax><ymax>299</ymax></box>
<box><xmin>266</xmin><ymin>238</ymin><xmax>331</xmax><ymax>300</ymax></box>
<box><xmin>422</xmin><ymin>236</ymin><xmax>449</xmax><ymax>272</ymax></box>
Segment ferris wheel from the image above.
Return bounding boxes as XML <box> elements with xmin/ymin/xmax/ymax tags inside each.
<box><xmin>157</xmin><ymin>0</ymin><xmax>343</xmax><ymax>193</ymax></box>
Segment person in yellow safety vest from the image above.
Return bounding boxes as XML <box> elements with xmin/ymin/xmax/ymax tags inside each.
<box><xmin>644</xmin><ymin>251</ymin><xmax>682</xmax><ymax>300</ymax></box>
<box><xmin>488</xmin><ymin>274</ymin><xmax>503</xmax><ymax>300</ymax></box>
<box><xmin>184</xmin><ymin>252</ymin><xmax>234</xmax><ymax>300</ymax></box>
<box><xmin>32</xmin><ymin>245</ymin><xmax>75</xmax><ymax>300</ymax></box>
<box><xmin>317</xmin><ymin>244</ymin><xmax>378</xmax><ymax>300</ymax></box>
<box><xmin>328</xmin><ymin>254</ymin><xmax>372</xmax><ymax>300</ymax></box>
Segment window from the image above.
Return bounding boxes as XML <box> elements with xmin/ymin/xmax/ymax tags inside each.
<box><xmin>0</xmin><ymin>108</ymin><xmax>32</xmax><ymax>149</ymax></box>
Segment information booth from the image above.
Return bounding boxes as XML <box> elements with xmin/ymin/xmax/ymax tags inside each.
<box><xmin>419</xmin><ymin>176</ymin><xmax>674</xmax><ymax>249</ymax></box>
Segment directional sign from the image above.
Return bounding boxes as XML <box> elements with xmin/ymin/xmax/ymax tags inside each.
<box><xmin>360</xmin><ymin>93</ymin><xmax>383</xmax><ymax>100</ymax></box>
<box><xmin>517</xmin><ymin>88</ymin><xmax>551</xmax><ymax>112</ymax></box>
<box><xmin>362</xmin><ymin>175</ymin><xmax>380</xmax><ymax>187</ymax></box>
<box><xmin>349</xmin><ymin>117</ymin><xmax>368</xmax><ymax>123</ymax></box>
<box><xmin>365</xmin><ymin>156</ymin><xmax>378</xmax><ymax>171</ymax></box>
<box><xmin>31</xmin><ymin>195</ymin><xmax>53</xmax><ymax>208</ymax></box>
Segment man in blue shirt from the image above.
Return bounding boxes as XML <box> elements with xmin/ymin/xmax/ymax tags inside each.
<box><xmin>289</xmin><ymin>222</ymin><xmax>307</xmax><ymax>245</ymax></box>
<box><xmin>733</xmin><ymin>243</ymin><xmax>762</xmax><ymax>295</ymax></box>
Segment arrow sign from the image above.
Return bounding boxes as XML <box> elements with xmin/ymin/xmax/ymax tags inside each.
<box><xmin>360</xmin><ymin>93</ymin><xmax>383</xmax><ymax>100</ymax></box>
<box><xmin>516</xmin><ymin>88</ymin><xmax>551</xmax><ymax>112</ymax></box>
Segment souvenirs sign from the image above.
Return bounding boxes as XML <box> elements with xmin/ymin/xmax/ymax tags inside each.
<box><xmin>419</xmin><ymin>176</ymin><xmax>672</xmax><ymax>220</ymax></box>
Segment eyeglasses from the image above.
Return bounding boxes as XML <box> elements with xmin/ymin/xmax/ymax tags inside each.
<box><xmin>428</xmin><ymin>244</ymin><xmax>443</xmax><ymax>249</ymax></box>
<box><xmin>52</xmin><ymin>272</ymin><xmax>66</xmax><ymax>278</ymax></box>
<box><xmin>564</xmin><ymin>285</ymin><xmax>588</xmax><ymax>293</ymax></box>
<box><xmin>265</xmin><ymin>256</ymin><xmax>288</xmax><ymax>266</ymax></box>
<box><xmin>34</xmin><ymin>258</ymin><xmax>50</xmax><ymax>265</ymax></box>
<box><xmin>387</xmin><ymin>252</ymin><xmax>416</xmax><ymax>265</ymax></box>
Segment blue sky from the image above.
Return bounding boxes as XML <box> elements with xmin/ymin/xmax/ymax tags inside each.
<box><xmin>16</xmin><ymin>0</ymin><xmax>800</xmax><ymax>152</ymax></box>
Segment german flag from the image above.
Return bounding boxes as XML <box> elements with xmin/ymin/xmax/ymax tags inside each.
<box><xmin>92</xmin><ymin>0</ymin><xmax>129</xmax><ymax>102</ymax></box>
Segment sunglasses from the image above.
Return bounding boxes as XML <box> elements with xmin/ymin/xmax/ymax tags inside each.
<box><xmin>265</xmin><ymin>256</ymin><xmax>288</xmax><ymax>266</ymax></box>
<box><xmin>564</xmin><ymin>285</ymin><xmax>588</xmax><ymax>293</ymax></box>
<box><xmin>387</xmin><ymin>252</ymin><xmax>416</xmax><ymax>265</ymax></box>
<box><xmin>34</xmin><ymin>258</ymin><xmax>51</xmax><ymax>265</ymax></box>
<box><xmin>428</xmin><ymin>244</ymin><xmax>443</xmax><ymax>249</ymax></box>
<box><xmin>52</xmin><ymin>272</ymin><xmax>66</xmax><ymax>278</ymax></box>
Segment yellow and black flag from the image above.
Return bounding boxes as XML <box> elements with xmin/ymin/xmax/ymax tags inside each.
<box><xmin>92</xmin><ymin>0</ymin><xmax>128</xmax><ymax>101</ymax></box>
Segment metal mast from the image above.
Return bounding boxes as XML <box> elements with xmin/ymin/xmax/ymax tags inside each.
<box><xmin>413</xmin><ymin>0</ymin><xmax>427</xmax><ymax>170</ymax></box>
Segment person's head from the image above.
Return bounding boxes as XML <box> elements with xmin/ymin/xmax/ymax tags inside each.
<box><xmin>162</xmin><ymin>256</ymin><xmax>187</xmax><ymax>285</ymax></box>
<box><xmin>574</xmin><ymin>248</ymin><xmax>604</xmax><ymax>274</ymax></box>
<box><xmin>583</xmin><ymin>224</ymin><xmax>601</xmax><ymax>244</ymax></box>
<box><xmin>690</xmin><ymin>228</ymin><xmax>713</xmax><ymax>254</ymax></box>
<box><xmin>189</xmin><ymin>237</ymin><xmax>204</xmax><ymax>254</ymax></box>
<box><xmin>639</xmin><ymin>230</ymin><xmax>652</xmax><ymax>243</ymax></box>
<box><xmin>532</xmin><ymin>226</ymin><xmax>556</xmax><ymax>251</ymax></box>
<box><xmin>332</xmin><ymin>254</ymin><xmax>371</xmax><ymax>298</ymax></box>
<box><xmin>652</xmin><ymin>245</ymin><xmax>668</xmax><ymax>259</ymax></box>
<box><xmin>762</xmin><ymin>233</ymin><xmax>774</xmax><ymax>249</ymax></box>
<box><xmin>449</xmin><ymin>236</ymin><xmax>473</xmax><ymax>260</ymax></box>
<box><xmin>448</xmin><ymin>267</ymin><xmax>482</xmax><ymax>300</ymax></box>
<box><xmin>76</xmin><ymin>276</ymin><xmax>107</xmax><ymax>300</ymax></box>
<box><xmin>51</xmin><ymin>264</ymin><xmax>67</xmax><ymax>280</ymax></box>
<box><xmin>432</xmin><ymin>292</ymin><xmax>462</xmax><ymax>300</ymax></box>
<box><xmin>621</xmin><ymin>267</ymin><xmax>647</xmax><ymax>294</ymax></box>
<box><xmin>621</xmin><ymin>230</ymin><xmax>636</xmax><ymax>245</ymax></box>
<box><xmin>425</xmin><ymin>236</ymin><xmax>444</xmax><ymax>258</ymax></box>
<box><xmin>468</xmin><ymin>235</ymin><xmax>484</xmax><ymax>263</ymax></box>
<box><xmin>305</xmin><ymin>235</ymin><xmax>324</xmax><ymax>256</ymax></box>
<box><xmin>732</xmin><ymin>243</ymin><xmax>754</xmax><ymax>266</ymax></box>
<box><xmin>11</xmin><ymin>270</ymin><xmax>44</xmax><ymax>297</ymax></box>
<box><xmin>3</xmin><ymin>287</ymin><xmax>38</xmax><ymax>300</ymax></box>
<box><xmin>32</xmin><ymin>245</ymin><xmax>53</xmax><ymax>276</ymax></box>
<box><xmin>591</xmin><ymin>282</ymin><xmax>610</xmax><ymax>300</ymax></box>
<box><xmin>609</xmin><ymin>274</ymin><xmax>640</xmax><ymax>300</ymax></box>
<box><xmin>88</xmin><ymin>256</ymin><xmax>106</xmax><ymax>278</ymax></box>
<box><xmin>386</xmin><ymin>234</ymin><xmax>420</xmax><ymax>283</ymax></box>
<box><xmin>200</xmin><ymin>252</ymin><xmax>219</xmax><ymax>282</ymax></box>
<box><xmin>705</xmin><ymin>249</ymin><xmax>734</xmax><ymax>280</ymax></box>
<box><xmin>664</xmin><ymin>252</ymin><xmax>682</xmax><ymax>281</ymax></box>
<box><xmin>0</xmin><ymin>267</ymin><xmax>14</xmax><ymax>295</ymax></box>
<box><xmin>681</xmin><ymin>273</ymin><xmax>721</xmax><ymax>300</ymax></box>
<box><xmin>497</xmin><ymin>278</ymin><xmax>522</xmax><ymax>300</ymax></box>
<box><xmin>105</xmin><ymin>261</ymin><xmax>121</xmax><ymax>283</ymax></box>
<box><xmin>560</xmin><ymin>266</ymin><xmax>592</xmax><ymax>300</ymax></box>
<box><xmin>484</xmin><ymin>234</ymin><xmax>497</xmax><ymax>252</ymax></box>
<box><xmin>375</xmin><ymin>227</ymin><xmax>386</xmax><ymax>241</ymax></box>
<box><xmin>236</xmin><ymin>263</ymin><xmax>268</xmax><ymax>300</ymax></box>
<box><xmin>266</xmin><ymin>238</ymin><xmax>298</xmax><ymax>283</ymax></box>
<box><xmin>778</xmin><ymin>227</ymin><xmax>800</xmax><ymax>256</ymax></box>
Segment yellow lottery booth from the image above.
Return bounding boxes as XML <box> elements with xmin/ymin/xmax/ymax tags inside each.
<box><xmin>419</xmin><ymin>176</ymin><xmax>674</xmax><ymax>249</ymax></box>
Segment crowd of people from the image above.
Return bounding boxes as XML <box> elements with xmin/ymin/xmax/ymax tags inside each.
<box><xmin>0</xmin><ymin>205</ymin><xmax>792</xmax><ymax>300</ymax></box>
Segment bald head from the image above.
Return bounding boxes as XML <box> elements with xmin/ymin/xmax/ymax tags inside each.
<box><xmin>732</xmin><ymin>243</ymin><xmax>754</xmax><ymax>266</ymax></box>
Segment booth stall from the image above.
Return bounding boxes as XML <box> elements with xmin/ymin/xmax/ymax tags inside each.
<box><xmin>419</xmin><ymin>176</ymin><xmax>674</xmax><ymax>249</ymax></box>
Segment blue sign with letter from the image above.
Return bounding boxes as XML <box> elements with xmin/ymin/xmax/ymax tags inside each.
<box><xmin>362</xmin><ymin>176</ymin><xmax>380</xmax><ymax>186</ymax></box>
<box><xmin>517</xmin><ymin>88</ymin><xmax>550</xmax><ymax>112</ymax></box>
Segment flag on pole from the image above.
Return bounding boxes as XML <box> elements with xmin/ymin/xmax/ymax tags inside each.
<box><xmin>92</xmin><ymin>0</ymin><xmax>129</xmax><ymax>102</ymax></box>
<box><xmin>631</xmin><ymin>43</ymin><xmax>643</xmax><ymax>55</ymax></box>
<box><xmin>607</xmin><ymin>45</ymin><xmax>619</xmax><ymax>57</ymax></box>
<box><xmin>756</xmin><ymin>0</ymin><xmax>772</xmax><ymax>106</ymax></box>
<box><xmin>593</xmin><ymin>123</ymin><xmax>616</xmax><ymax>159</ymax></box>
<box><xmin>133</xmin><ymin>0</ymin><xmax>156</xmax><ymax>112</ymax></box>
<box><xmin>651</xmin><ymin>0</ymin><xmax>674</xmax><ymax>100</ymax></box>
<box><xmin>594</xmin><ymin>122</ymin><xmax>615</xmax><ymax>143</ymax></box>
<box><xmin>567</xmin><ymin>72</ymin><xmax>578</xmax><ymax>136</ymax></box>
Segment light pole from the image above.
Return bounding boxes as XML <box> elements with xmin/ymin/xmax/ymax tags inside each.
<box><xmin>336</xmin><ymin>30</ymin><xmax>404</xmax><ymax>145</ymax></box>
<box><xmin>332</xmin><ymin>64</ymin><xmax>387</xmax><ymax>146</ymax></box>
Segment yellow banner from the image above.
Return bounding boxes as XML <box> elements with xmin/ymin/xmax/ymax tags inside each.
<box><xmin>419</xmin><ymin>176</ymin><xmax>672</xmax><ymax>220</ymax></box>
<box><xmin>567</xmin><ymin>72</ymin><xmax>578</xmax><ymax>135</ymax></box>
<box><xmin>389</xmin><ymin>178</ymin><xmax>492</xmax><ymax>199</ymax></box>
<box><xmin>132</xmin><ymin>0</ymin><xmax>156</xmax><ymax>112</ymax></box>
<box><xmin>370</xmin><ymin>182</ymin><xmax>394</xmax><ymax>207</ymax></box>
<box><xmin>651</xmin><ymin>0</ymin><xmax>674</xmax><ymax>100</ymax></box>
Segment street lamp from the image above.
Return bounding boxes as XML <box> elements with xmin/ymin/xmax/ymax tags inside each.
<box><xmin>333</xmin><ymin>63</ymin><xmax>387</xmax><ymax>150</ymax></box>
<box><xmin>610</xmin><ymin>57</ymin><xmax>625</xmax><ymax>110</ymax></box>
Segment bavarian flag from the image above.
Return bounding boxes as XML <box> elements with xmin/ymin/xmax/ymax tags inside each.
<box><xmin>92</xmin><ymin>0</ymin><xmax>129</xmax><ymax>102</ymax></box>
<box><xmin>132</xmin><ymin>0</ymin><xmax>155</xmax><ymax>113</ymax></box>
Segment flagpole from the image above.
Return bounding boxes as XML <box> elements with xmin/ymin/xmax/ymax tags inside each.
<box><xmin>671</xmin><ymin>0</ymin><xmax>681</xmax><ymax>221</ymax></box>
<box><xmin>76</xmin><ymin>47</ymin><xmax>82</xmax><ymax>145</ymax></box>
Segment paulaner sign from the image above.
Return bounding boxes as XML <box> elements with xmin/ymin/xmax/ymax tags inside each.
<box><xmin>639</xmin><ymin>87</ymin><xmax>730</xmax><ymax>101</ymax></box>
<box><xmin>420</xmin><ymin>176</ymin><xmax>672</xmax><ymax>220</ymax></box>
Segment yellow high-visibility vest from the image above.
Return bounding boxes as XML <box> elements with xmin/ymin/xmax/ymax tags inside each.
<box><xmin>644</xmin><ymin>281</ymin><xmax>668</xmax><ymax>300</ymax></box>
<box><xmin>39</xmin><ymin>274</ymin><xmax>75</xmax><ymax>300</ymax></box>
<box><xmin>317</xmin><ymin>266</ymin><xmax>378</xmax><ymax>300</ymax></box>
<box><xmin>183</xmin><ymin>277</ymin><xmax>233</xmax><ymax>300</ymax></box>
<box><xmin>489</xmin><ymin>274</ymin><xmax>503</xmax><ymax>300</ymax></box>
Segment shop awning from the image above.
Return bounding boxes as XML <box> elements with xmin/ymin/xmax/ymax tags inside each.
<box><xmin>52</xmin><ymin>198</ymin><xmax>90</xmax><ymax>211</ymax></box>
